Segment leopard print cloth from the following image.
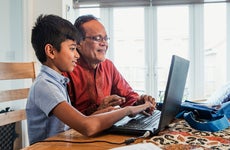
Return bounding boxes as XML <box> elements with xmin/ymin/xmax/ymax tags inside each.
<box><xmin>146</xmin><ymin>119</ymin><xmax>230</xmax><ymax>150</ymax></box>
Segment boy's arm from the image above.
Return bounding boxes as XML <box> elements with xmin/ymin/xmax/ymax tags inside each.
<box><xmin>52</xmin><ymin>100</ymin><xmax>153</xmax><ymax>137</ymax></box>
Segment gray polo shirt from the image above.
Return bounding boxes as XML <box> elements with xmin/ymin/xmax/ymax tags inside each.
<box><xmin>26</xmin><ymin>65</ymin><xmax>70</xmax><ymax>145</ymax></box>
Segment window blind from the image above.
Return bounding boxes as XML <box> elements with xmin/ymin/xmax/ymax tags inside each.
<box><xmin>73</xmin><ymin>0</ymin><xmax>229</xmax><ymax>8</ymax></box>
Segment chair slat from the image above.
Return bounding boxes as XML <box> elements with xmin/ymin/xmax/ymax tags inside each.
<box><xmin>0</xmin><ymin>62</ymin><xmax>36</xmax><ymax>80</ymax></box>
<box><xmin>0</xmin><ymin>110</ymin><xmax>26</xmax><ymax>126</ymax></box>
<box><xmin>0</xmin><ymin>88</ymin><xmax>30</xmax><ymax>102</ymax></box>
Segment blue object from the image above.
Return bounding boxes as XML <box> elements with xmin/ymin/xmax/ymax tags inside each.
<box><xmin>177</xmin><ymin>100</ymin><xmax>230</xmax><ymax>132</ymax></box>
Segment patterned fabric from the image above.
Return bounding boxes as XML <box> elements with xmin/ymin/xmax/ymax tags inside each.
<box><xmin>147</xmin><ymin>119</ymin><xmax>230</xmax><ymax>150</ymax></box>
<box><xmin>0</xmin><ymin>123</ymin><xmax>17</xmax><ymax>150</ymax></box>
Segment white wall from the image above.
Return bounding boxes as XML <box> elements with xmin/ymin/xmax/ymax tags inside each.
<box><xmin>0</xmin><ymin>0</ymin><xmax>23</xmax><ymax>61</ymax></box>
<box><xmin>0</xmin><ymin>0</ymin><xmax>10</xmax><ymax>61</ymax></box>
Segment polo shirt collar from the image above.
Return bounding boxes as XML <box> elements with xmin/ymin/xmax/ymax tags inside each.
<box><xmin>40</xmin><ymin>65</ymin><xmax>69</xmax><ymax>85</ymax></box>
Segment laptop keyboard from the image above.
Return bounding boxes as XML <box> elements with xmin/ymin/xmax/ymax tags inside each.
<box><xmin>119</xmin><ymin>110</ymin><xmax>161</xmax><ymax>129</ymax></box>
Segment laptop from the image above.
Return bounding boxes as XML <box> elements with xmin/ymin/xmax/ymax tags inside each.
<box><xmin>107</xmin><ymin>55</ymin><xmax>190</xmax><ymax>136</ymax></box>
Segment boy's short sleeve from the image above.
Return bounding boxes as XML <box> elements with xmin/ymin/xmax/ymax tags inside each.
<box><xmin>34</xmin><ymin>78</ymin><xmax>66</xmax><ymax>116</ymax></box>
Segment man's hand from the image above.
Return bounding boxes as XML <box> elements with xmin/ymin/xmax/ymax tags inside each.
<box><xmin>135</xmin><ymin>95</ymin><xmax>156</xmax><ymax>115</ymax></box>
<box><xmin>97</xmin><ymin>95</ymin><xmax>126</xmax><ymax>110</ymax></box>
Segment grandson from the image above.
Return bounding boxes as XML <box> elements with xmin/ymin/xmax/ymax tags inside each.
<box><xmin>26</xmin><ymin>14</ymin><xmax>154</xmax><ymax>145</ymax></box>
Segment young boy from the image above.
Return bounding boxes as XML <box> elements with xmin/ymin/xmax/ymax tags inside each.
<box><xmin>26</xmin><ymin>14</ymin><xmax>154</xmax><ymax>145</ymax></box>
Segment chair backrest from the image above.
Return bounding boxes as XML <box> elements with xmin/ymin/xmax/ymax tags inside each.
<box><xmin>0</xmin><ymin>62</ymin><xmax>36</xmax><ymax>149</ymax></box>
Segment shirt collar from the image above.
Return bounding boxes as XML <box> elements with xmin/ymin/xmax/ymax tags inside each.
<box><xmin>40</xmin><ymin>65</ymin><xmax>69</xmax><ymax>85</ymax></box>
<box><xmin>77</xmin><ymin>58</ymin><xmax>101</xmax><ymax>70</ymax></box>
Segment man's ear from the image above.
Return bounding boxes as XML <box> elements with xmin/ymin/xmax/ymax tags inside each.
<box><xmin>44</xmin><ymin>44</ymin><xmax>55</xmax><ymax>59</ymax></box>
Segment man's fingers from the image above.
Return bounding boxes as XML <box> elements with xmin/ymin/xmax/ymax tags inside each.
<box><xmin>109</xmin><ymin>98</ymin><xmax>125</xmax><ymax>106</ymax></box>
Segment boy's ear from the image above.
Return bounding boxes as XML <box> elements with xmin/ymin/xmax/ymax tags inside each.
<box><xmin>44</xmin><ymin>44</ymin><xmax>55</xmax><ymax>59</ymax></box>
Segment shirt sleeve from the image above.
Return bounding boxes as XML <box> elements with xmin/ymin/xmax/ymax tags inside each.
<box><xmin>34</xmin><ymin>78</ymin><xmax>67</xmax><ymax>116</ymax></box>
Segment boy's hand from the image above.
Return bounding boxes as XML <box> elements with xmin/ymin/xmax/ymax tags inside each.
<box><xmin>128</xmin><ymin>100</ymin><xmax>155</xmax><ymax>117</ymax></box>
<box><xmin>135</xmin><ymin>95</ymin><xmax>156</xmax><ymax>115</ymax></box>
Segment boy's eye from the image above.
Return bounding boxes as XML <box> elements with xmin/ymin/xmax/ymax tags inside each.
<box><xmin>70</xmin><ymin>47</ymin><xmax>77</xmax><ymax>51</ymax></box>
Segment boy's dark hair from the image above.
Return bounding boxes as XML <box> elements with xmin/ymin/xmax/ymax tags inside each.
<box><xmin>31</xmin><ymin>14</ymin><xmax>81</xmax><ymax>63</ymax></box>
<box><xmin>74</xmin><ymin>15</ymin><xmax>99</xmax><ymax>38</ymax></box>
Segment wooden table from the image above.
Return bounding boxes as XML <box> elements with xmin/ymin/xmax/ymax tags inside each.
<box><xmin>22</xmin><ymin>129</ymin><xmax>146</xmax><ymax>150</ymax></box>
<box><xmin>22</xmin><ymin>119</ymin><xmax>230</xmax><ymax>149</ymax></box>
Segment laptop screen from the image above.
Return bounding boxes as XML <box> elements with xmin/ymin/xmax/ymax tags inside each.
<box><xmin>158</xmin><ymin>55</ymin><xmax>190</xmax><ymax>131</ymax></box>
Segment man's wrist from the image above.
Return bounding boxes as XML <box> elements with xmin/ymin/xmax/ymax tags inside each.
<box><xmin>84</xmin><ymin>104</ymin><xmax>98</xmax><ymax>115</ymax></box>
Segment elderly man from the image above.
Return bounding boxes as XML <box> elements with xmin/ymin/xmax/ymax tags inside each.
<box><xmin>64</xmin><ymin>15</ymin><xmax>156</xmax><ymax>115</ymax></box>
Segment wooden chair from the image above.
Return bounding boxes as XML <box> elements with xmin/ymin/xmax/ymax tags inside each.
<box><xmin>0</xmin><ymin>62</ymin><xmax>36</xmax><ymax>149</ymax></box>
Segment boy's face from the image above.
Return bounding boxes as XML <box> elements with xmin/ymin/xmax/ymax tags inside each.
<box><xmin>51</xmin><ymin>39</ymin><xmax>79</xmax><ymax>73</ymax></box>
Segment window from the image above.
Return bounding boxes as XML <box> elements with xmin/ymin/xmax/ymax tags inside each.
<box><xmin>157</xmin><ymin>6</ymin><xmax>189</xmax><ymax>101</ymax></box>
<box><xmin>113</xmin><ymin>8</ymin><xmax>146</xmax><ymax>94</ymax></box>
<box><xmin>77</xmin><ymin>8</ymin><xmax>100</xmax><ymax>17</ymax></box>
<box><xmin>204</xmin><ymin>3</ymin><xmax>227</xmax><ymax>98</ymax></box>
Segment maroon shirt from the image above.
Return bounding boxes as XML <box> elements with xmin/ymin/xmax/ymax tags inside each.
<box><xmin>64</xmin><ymin>59</ymin><xmax>139</xmax><ymax>115</ymax></box>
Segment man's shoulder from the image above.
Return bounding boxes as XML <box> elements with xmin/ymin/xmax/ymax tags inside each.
<box><xmin>99</xmin><ymin>59</ymin><xmax>118</xmax><ymax>70</ymax></box>
<box><xmin>101</xmin><ymin>59</ymin><xmax>115</xmax><ymax>66</ymax></box>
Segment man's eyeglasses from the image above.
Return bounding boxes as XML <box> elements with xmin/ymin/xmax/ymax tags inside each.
<box><xmin>84</xmin><ymin>35</ymin><xmax>110</xmax><ymax>43</ymax></box>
